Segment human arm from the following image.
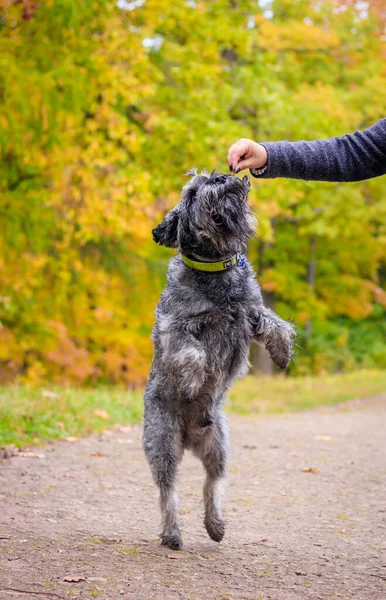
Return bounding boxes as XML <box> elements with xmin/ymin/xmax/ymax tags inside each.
<box><xmin>227</xmin><ymin>118</ymin><xmax>386</xmax><ymax>182</ymax></box>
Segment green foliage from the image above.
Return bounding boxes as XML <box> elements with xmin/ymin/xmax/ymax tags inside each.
<box><xmin>0</xmin><ymin>0</ymin><xmax>385</xmax><ymax>384</ymax></box>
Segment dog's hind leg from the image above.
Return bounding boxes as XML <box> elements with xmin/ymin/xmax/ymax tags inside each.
<box><xmin>143</xmin><ymin>404</ymin><xmax>183</xmax><ymax>550</ymax></box>
<box><xmin>192</xmin><ymin>412</ymin><xmax>228</xmax><ymax>543</ymax></box>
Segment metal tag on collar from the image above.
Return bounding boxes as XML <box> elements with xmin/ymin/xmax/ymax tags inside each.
<box><xmin>223</xmin><ymin>258</ymin><xmax>234</xmax><ymax>269</ymax></box>
<box><xmin>237</xmin><ymin>253</ymin><xmax>246</xmax><ymax>268</ymax></box>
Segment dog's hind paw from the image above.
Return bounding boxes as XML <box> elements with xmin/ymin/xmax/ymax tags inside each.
<box><xmin>161</xmin><ymin>533</ymin><xmax>183</xmax><ymax>551</ymax></box>
<box><xmin>205</xmin><ymin>517</ymin><xmax>225</xmax><ymax>543</ymax></box>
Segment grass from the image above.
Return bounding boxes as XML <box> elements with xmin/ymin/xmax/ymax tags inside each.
<box><xmin>0</xmin><ymin>370</ymin><xmax>385</xmax><ymax>447</ymax></box>
<box><xmin>228</xmin><ymin>369</ymin><xmax>386</xmax><ymax>416</ymax></box>
<box><xmin>0</xmin><ymin>386</ymin><xmax>143</xmax><ymax>448</ymax></box>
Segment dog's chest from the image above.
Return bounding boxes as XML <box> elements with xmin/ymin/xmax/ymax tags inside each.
<box><xmin>186</xmin><ymin>304</ymin><xmax>251</xmax><ymax>380</ymax></box>
<box><xmin>196</xmin><ymin>305</ymin><xmax>249</xmax><ymax>342</ymax></box>
<box><xmin>154</xmin><ymin>268</ymin><xmax>256</xmax><ymax>395</ymax></box>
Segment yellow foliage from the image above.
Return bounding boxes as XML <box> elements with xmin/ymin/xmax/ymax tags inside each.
<box><xmin>320</xmin><ymin>276</ymin><xmax>377</xmax><ymax>320</ymax></box>
<box><xmin>255</xmin><ymin>15</ymin><xmax>340</xmax><ymax>52</ymax></box>
<box><xmin>0</xmin><ymin>0</ymin><xmax>385</xmax><ymax>383</ymax></box>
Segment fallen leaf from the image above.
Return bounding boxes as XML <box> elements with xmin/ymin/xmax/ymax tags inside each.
<box><xmin>0</xmin><ymin>447</ymin><xmax>17</xmax><ymax>460</ymax></box>
<box><xmin>42</xmin><ymin>390</ymin><xmax>61</xmax><ymax>400</ymax></box>
<box><xmin>16</xmin><ymin>452</ymin><xmax>45</xmax><ymax>459</ymax></box>
<box><xmin>64</xmin><ymin>436</ymin><xmax>79</xmax><ymax>442</ymax></box>
<box><xmin>94</xmin><ymin>409</ymin><xmax>110</xmax><ymax>420</ymax></box>
<box><xmin>301</xmin><ymin>467</ymin><xmax>319</xmax><ymax>474</ymax></box>
<box><xmin>56</xmin><ymin>421</ymin><xmax>65</xmax><ymax>430</ymax></box>
<box><xmin>63</xmin><ymin>576</ymin><xmax>87</xmax><ymax>583</ymax></box>
<box><xmin>314</xmin><ymin>435</ymin><xmax>331</xmax><ymax>441</ymax></box>
<box><xmin>90</xmin><ymin>452</ymin><xmax>106</xmax><ymax>457</ymax></box>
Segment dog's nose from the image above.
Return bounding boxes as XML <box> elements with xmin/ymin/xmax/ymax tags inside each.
<box><xmin>213</xmin><ymin>175</ymin><xmax>226</xmax><ymax>184</ymax></box>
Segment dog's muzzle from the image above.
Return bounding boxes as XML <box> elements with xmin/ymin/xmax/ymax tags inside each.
<box><xmin>204</xmin><ymin>174</ymin><xmax>227</xmax><ymax>186</ymax></box>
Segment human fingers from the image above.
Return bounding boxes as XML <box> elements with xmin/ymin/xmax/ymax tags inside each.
<box><xmin>233</xmin><ymin>142</ymin><xmax>267</xmax><ymax>173</ymax></box>
<box><xmin>227</xmin><ymin>139</ymin><xmax>252</xmax><ymax>172</ymax></box>
<box><xmin>233</xmin><ymin>157</ymin><xmax>261</xmax><ymax>173</ymax></box>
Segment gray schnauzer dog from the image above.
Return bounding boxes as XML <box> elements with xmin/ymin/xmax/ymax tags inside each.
<box><xmin>143</xmin><ymin>169</ymin><xmax>295</xmax><ymax>550</ymax></box>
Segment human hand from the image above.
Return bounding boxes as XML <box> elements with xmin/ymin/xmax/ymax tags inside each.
<box><xmin>227</xmin><ymin>139</ymin><xmax>268</xmax><ymax>173</ymax></box>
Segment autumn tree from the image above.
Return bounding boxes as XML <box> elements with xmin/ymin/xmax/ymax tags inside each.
<box><xmin>0</xmin><ymin>0</ymin><xmax>385</xmax><ymax>384</ymax></box>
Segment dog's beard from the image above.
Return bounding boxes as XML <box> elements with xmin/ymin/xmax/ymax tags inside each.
<box><xmin>188</xmin><ymin>185</ymin><xmax>256</xmax><ymax>256</ymax></box>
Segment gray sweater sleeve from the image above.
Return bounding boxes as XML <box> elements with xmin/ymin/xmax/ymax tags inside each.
<box><xmin>250</xmin><ymin>118</ymin><xmax>386</xmax><ymax>182</ymax></box>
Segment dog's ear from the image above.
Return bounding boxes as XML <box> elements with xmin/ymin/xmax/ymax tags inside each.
<box><xmin>242</xmin><ymin>174</ymin><xmax>251</xmax><ymax>192</ymax></box>
<box><xmin>185</xmin><ymin>167</ymin><xmax>198</xmax><ymax>177</ymax></box>
<box><xmin>152</xmin><ymin>207</ymin><xmax>180</xmax><ymax>248</ymax></box>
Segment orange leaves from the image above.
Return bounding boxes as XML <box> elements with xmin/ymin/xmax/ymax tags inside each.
<box><xmin>260</xmin><ymin>269</ymin><xmax>287</xmax><ymax>294</ymax></box>
<box><xmin>320</xmin><ymin>276</ymin><xmax>378</xmax><ymax>320</ymax></box>
<box><xmin>43</xmin><ymin>322</ymin><xmax>96</xmax><ymax>385</ymax></box>
<box><xmin>100</xmin><ymin>337</ymin><xmax>152</xmax><ymax>386</ymax></box>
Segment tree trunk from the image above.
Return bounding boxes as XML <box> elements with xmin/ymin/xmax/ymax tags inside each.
<box><xmin>250</xmin><ymin>235</ymin><xmax>275</xmax><ymax>375</ymax></box>
<box><xmin>250</xmin><ymin>288</ymin><xmax>275</xmax><ymax>375</ymax></box>
<box><xmin>305</xmin><ymin>235</ymin><xmax>317</xmax><ymax>338</ymax></box>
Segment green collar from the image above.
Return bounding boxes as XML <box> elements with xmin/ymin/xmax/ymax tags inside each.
<box><xmin>181</xmin><ymin>253</ymin><xmax>238</xmax><ymax>273</ymax></box>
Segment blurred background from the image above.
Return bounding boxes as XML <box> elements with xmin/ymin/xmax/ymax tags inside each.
<box><xmin>0</xmin><ymin>0</ymin><xmax>385</xmax><ymax>394</ymax></box>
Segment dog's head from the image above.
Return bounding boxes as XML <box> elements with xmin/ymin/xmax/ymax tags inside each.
<box><xmin>152</xmin><ymin>169</ymin><xmax>256</xmax><ymax>258</ymax></box>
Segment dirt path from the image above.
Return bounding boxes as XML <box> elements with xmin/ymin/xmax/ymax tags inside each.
<box><xmin>1</xmin><ymin>396</ymin><xmax>385</xmax><ymax>600</ymax></box>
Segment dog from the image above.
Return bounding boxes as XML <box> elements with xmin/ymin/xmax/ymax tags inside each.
<box><xmin>143</xmin><ymin>169</ymin><xmax>295</xmax><ymax>550</ymax></box>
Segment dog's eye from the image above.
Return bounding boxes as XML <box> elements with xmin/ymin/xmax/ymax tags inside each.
<box><xmin>212</xmin><ymin>213</ymin><xmax>223</xmax><ymax>226</ymax></box>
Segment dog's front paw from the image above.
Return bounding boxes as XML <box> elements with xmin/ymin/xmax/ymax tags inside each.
<box><xmin>271</xmin><ymin>351</ymin><xmax>292</xmax><ymax>370</ymax></box>
<box><xmin>267</xmin><ymin>321</ymin><xmax>296</xmax><ymax>370</ymax></box>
